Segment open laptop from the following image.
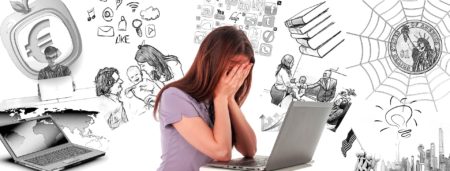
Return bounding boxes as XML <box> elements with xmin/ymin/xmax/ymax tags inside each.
<box><xmin>38</xmin><ymin>76</ymin><xmax>74</xmax><ymax>101</ymax></box>
<box><xmin>0</xmin><ymin>115</ymin><xmax>105</xmax><ymax>171</ymax></box>
<box><xmin>207</xmin><ymin>101</ymin><xmax>332</xmax><ymax>171</ymax></box>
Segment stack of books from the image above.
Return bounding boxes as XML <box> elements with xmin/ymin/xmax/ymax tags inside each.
<box><xmin>285</xmin><ymin>2</ymin><xmax>344</xmax><ymax>58</ymax></box>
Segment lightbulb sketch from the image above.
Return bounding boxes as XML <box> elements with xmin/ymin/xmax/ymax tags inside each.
<box><xmin>347</xmin><ymin>0</ymin><xmax>450</xmax><ymax>111</ymax></box>
<box><xmin>374</xmin><ymin>96</ymin><xmax>421</xmax><ymax>138</ymax></box>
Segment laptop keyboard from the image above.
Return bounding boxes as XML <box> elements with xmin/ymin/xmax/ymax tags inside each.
<box><xmin>229</xmin><ymin>157</ymin><xmax>268</xmax><ymax>167</ymax></box>
<box><xmin>25</xmin><ymin>146</ymin><xmax>91</xmax><ymax>166</ymax></box>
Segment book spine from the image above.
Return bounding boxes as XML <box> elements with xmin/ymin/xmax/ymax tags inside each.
<box><xmin>295</xmin><ymin>38</ymin><xmax>311</xmax><ymax>48</ymax></box>
<box><xmin>299</xmin><ymin>46</ymin><xmax>321</xmax><ymax>58</ymax></box>
<box><xmin>289</xmin><ymin>27</ymin><xmax>306</xmax><ymax>34</ymax></box>
<box><xmin>285</xmin><ymin>17</ymin><xmax>305</xmax><ymax>28</ymax></box>
<box><xmin>319</xmin><ymin>38</ymin><xmax>345</xmax><ymax>58</ymax></box>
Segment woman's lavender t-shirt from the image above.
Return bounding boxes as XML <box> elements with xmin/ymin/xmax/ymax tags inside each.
<box><xmin>157</xmin><ymin>87</ymin><xmax>213</xmax><ymax>171</ymax></box>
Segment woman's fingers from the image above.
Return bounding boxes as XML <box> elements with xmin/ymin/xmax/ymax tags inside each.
<box><xmin>226</xmin><ymin>64</ymin><xmax>241</xmax><ymax>80</ymax></box>
<box><xmin>233</xmin><ymin>63</ymin><xmax>252</xmax><ymax>86</ymax></box>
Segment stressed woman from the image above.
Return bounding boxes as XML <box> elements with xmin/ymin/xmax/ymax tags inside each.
<box><xmin>153</xmin><ymin>26</ymin><xmax>257</xmax><ymax>171</ymax></box>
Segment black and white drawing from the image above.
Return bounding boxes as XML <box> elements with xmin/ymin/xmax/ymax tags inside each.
<box><xmin>327</xmin><ymin>88</ymin><xmax>356</xmax><ymax>132</ymax></box>
<box><xmin>116</xmin><ymin>0</ymin><xmax>123</xmax><ymax>10</ymax></box>
<box><xmin>37</xmin><ymin>46</ymin><xmax>71</xmax><ymax>80</ymax></box>
<box><xmin>87</xmin><ymin>8</ymin><xmax>96</xmax><ymax>21</ymax></box>
<box><xmin>132</xmin><ymin>19</ymin><xmax>143</xmax><ymax>37</ymax></box>
<box><xmin>342</xmin><ymin>129</ymin><xmax>359</xmax><ymax>157</ymax></box>
<box><xmin>374</xmin><ymin>96</ymin><xmax>421</xmax><ymax>138</ymax></box>
<box><xmin>134</xmin><ymin>42</ymin><xmax>184</xmax><ymax>83</ymax></box>
<box><xmin>127</xmin><ymin>2</ymin><xmax>139</xmax><ymax>12</ymax></box>
<box><xmin>377</xmin><ymin>128</ymin><xmax>450</xmax><ymax>171</ymax></box>
<box><xmin>97</xmin><ymin>26</ymin><xmax>115</xmax><ymax>37</ymax></box>
<box><xmin>118</xmin><ymin>16</ymin><xmax>127</xmax><ymax>31</ymax></box>
<box><xmin>270</xmin><ymin>54</ymin><xmax>295</xmax><ymax>106</ymax></box>
<box><xmin>307</xmin><ymin>69</ymin><xmax>338</xmax><ymax>102</ymax></box>
<box><xmin>194</xmin><ymin>0</ymin><xmax>281</xmax><ymax>56</ymax></box>
<box><xmin>94</xmin><ymin>67</ymin><xmax>129</xmax><ymax>130</ymax></box>
<box><xmin>354</xmin><ymin>152</ymin><xmax>379</xmax><ymax>171</ymax></box>
<box><xmin>269</xmin><ymin>64</ymin><xmax>343</xmax><ymax>105</ymax></box>
<box><xmin>259</xmin><ymin>112</ymin><xmax>286</xmax><ymax>132</ymax></box>
<box><xmin>145</xmin><ymin>24</ymin><xmax>156</xmax><ymax>38</ymax></box>
<box><xmin>124</xmin><ymin>66</ymin><xmax>163</xmax><ymax>108</ymax></box>
<box><xmin>347</xmin><ymin>0</ymin><xmax>450</xmax><ymax>111</ymax></box>
<box><xmin>140</xmin><ymin>6</ymin><xmax>160</xmax><ymax>21</ymax></box>
<box><xmin>286</xmin><ymin>1</ymin><xmax>344</xmax><ymax>58</ymax></box>
<box><xmin>102</xmin><ymin>7</ymin><xmax>114</xmax><ymax>22</ymax></box>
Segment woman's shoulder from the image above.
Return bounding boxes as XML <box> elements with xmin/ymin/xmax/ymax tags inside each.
<box><xmin>161</xmin><ymin>87</ymin><xmax>196</xmax><ymax>103</ymax></box>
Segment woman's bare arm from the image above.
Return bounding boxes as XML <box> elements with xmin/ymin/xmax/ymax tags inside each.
<box><xmin>228</xmin><ymin>99</ymin><xmax>257</xmax><ymax>157</ymax></box>
<box><xmin>173</xmin><ymin>96</ymin><xmax>232</xmax><ymax>161</ymax></box>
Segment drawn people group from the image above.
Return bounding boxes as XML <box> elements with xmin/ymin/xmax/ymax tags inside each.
<box><xmin>94</xmin><ymin>42</ymin><xmax>184</xmax><ymax>129</ymax></box>
<box><xmin>269</xmin><ymin>54</ymin><xmax>339</xmax><ymax>106</ymax></box>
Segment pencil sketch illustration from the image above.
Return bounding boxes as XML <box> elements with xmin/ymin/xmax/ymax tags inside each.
<box><xmin>270</xmin><ymin>54</ymin><xmax>295</xmax><ymax>106</ymax></box>
<box><xmin>354</xmin><ymin>152</ymin><xmax>379</xmax><ymax>171</ymax></box>
<box><xmin>347</xmin><ymin>0</ymin><xmax>450</xmax><ymax>111</ymax></box>
<box><xmin>375</xmin><ymin>127</ymin><xmax>450</xmax><ymax>170</ymax></box>
<box><xmin>97</xmin><ymin>26</ymin><xmax>115</xmax><ymax>37</ymax></box>
<box><xmin>286</xmin><ymin>1</ymin><xmax>344</xmax><ymax>58</ymax></box>
<box><xmin>92</xmin><ymin>2</ymin><xmax>160</xmax><ymax>41</ymax></box>
<box><xmin>38</xmin><ymin>46</ymin><xmax>71</xmax><ymax>80</ymax></box>
<box><xmin>132</xmin><ymin>19</ymin><xmax>143</xmax><ymax>37</ymax></box>
<box><xmin>102</xmin><ymin>7</ymin><xmax>114</xmax><ymax>22</ymax></box>
<box><xmin>124</xmin><ymin>66</ymin><xmax>163</xmax><ymax>109</ymax></box>
<box><xmin>374</xmin><ymin>96</ymin><xmax>421</xmax><ymax>138</ymax></box>
<box><xmin>134</xmin><ymin>41</ymin><xmax>184</xmax><ymax>83</ymax></box>
<box><xmin>118</xmin><ymin>16</ymin><xmax>127</xmax><ymax>31</ymax></box>
<box><xmin>87</xmin><ymin>8</ymin><xmax>95</xmax><ymax>21</ymax></box>
<box><xmin>327</xmin><ymin>88</ymin><xmax>356</xmax><ymax>132</ymax></box>
<box><xmin>140</xmin><ymin>6</ymin><xmax>160</xmax><ymax>21</ymax></box>
<box><xmin>194</xmin><ymin>0</ymin><xmax>281</xmax><ymax>56</ymax></box>
<box><xmin>95</xmin><ymin>67</ymin><xmax>129</xmax><ymax>130</ymax></box>
<box><xmin>116</xmin><ymin>0</ymin><xmax>123</xmax><ymax>10</ymax></box>
<box><xmin>262</xmin><ymin>53</ymin><xmax>354</xmax><ymax>132</ymax></box>
<box><xmin>269</xmin><ymin>54</ymin><xmax>343</xmax><ymax>105</ymax></box>
<box><xmin>307</xmin><ymin>69</ymin><xmax>338</xmax><ymax>102</ymax></box>
<box><xmin>390</xmin><ymin>21</ymin><xmax>441</xmax><ymax>74</ymax></box>
<box><xmin>127</xmin><ymin>2</ymin><xmax>139</xmax><ymax>12</ymax></box>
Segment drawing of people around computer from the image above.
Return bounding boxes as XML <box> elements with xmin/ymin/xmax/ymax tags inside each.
<box><xmin>95</xmin><ymin>67</ymin><xmax>129</xmax><ymax>130</ymax></box>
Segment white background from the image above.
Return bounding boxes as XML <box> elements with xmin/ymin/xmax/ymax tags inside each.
<box><xmin>1</xmin><ymin>0</ymin><xmax>450</xmax><ymax>170</ymax></box>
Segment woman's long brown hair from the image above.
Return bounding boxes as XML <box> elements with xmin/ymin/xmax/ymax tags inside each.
<box><xmin>153</xmin><ymin>26</ymin><xmax>255</xmax><ymax>119</ymax></box>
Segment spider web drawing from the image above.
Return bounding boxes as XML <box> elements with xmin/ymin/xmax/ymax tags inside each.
<box><xmin>347</xmin><ymin>0</ymin><xmax>450</xmax><ymax>111</ymax></box>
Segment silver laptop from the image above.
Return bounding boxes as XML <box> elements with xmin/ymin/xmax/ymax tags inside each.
<box><xmin>0</xmin><ymin>115</ymin><xmax>105</xmax><ymax>171</ymax></box>
<box><xmin>207</xmin><ymin>101</ymin><xmax>332</xmax><ymax>171</ymax></box>
<box><xmin>38</xmin><ymin>76</ymin><xmax>74</xmax><ymax>101</ymax></box>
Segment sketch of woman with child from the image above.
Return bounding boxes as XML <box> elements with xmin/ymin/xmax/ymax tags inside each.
<box><xmin>134</xmin><ymin>42</ymin><xmax>184</xmax><ymax>83</ymax></box>
<box><xmin>125</xmin><ymin>42</ymin><xmax>184</xmax><ymax>109</ymax></box>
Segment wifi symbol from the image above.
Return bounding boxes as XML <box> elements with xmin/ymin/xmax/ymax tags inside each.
<box><xmin>127</xmin><ymin>2</ymin><xmax>139</xmax><ymax>12</ymax></box>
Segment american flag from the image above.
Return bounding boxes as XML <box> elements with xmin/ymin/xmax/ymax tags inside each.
<box><xmin>341</xmin><ymin>129</ymin><xmax>357</xmax><ymax>157</ymax></box>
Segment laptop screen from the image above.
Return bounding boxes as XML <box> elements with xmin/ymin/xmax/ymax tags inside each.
<box><xmin>0</xmin><ymin>117</ymin><xmax>69</xmax><ymax>157</ymax></box>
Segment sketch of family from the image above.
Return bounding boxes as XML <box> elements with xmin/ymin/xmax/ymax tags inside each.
<box><xmin>269</xmin><ymin>54</ymin><xmax>339</xmax><ymax>106</ymax></box>
<box><xmin>130</xmin><ymin>42</ymin><xmax>184</xmax><ymax>107</ymax></box>
<box><xmin>94</xmin><ymin>43</ymin><xmax>184</xmax><ymax>129</ymax></box>
<box><xmin>267</xmin><ymin>54</ymin><xmax>355</xmax><ymax>132</ymax></box>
